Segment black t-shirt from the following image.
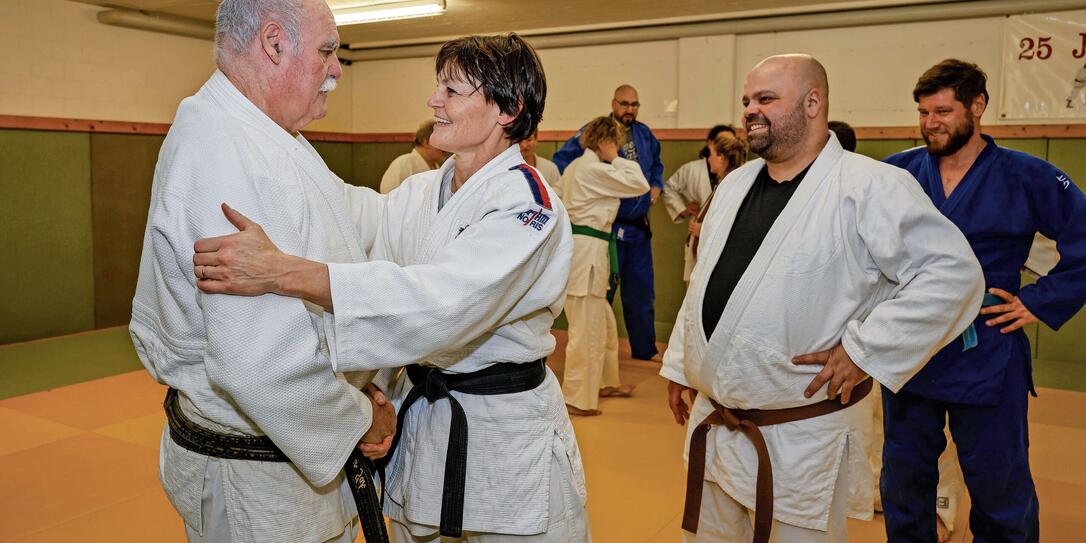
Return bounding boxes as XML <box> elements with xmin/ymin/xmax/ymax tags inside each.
<box><xmin>701</xmin><ymin>162</ymin><xmax>813</xmax><ymax>339</ymax></box>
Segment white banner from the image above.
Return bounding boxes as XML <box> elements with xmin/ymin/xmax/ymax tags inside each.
<box><xmin>1001</xmin><ymin>10</ymin><xmax>1086</xmax><ymax>120</ymax></box>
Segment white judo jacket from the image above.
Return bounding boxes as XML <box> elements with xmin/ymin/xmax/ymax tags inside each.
<box><xmin>660</xmin><ymin>134</ymin><xmax>984</xmax><ymax>530</ymax></box>
<box><xmin>381</xmin><ymin>148</ymin><xmax>434</xmax><ymax>194</ymax></box>
<box><xmin>129</xmin><ymin>70</ymin><xmax>384</xmax><ymax>542</ymax></box>
<box><xmin>562</xmin><ymin>151</ymin><xmax>649</xmax><ymax>297</ymax></box>
<box><xmin>323</xmin><ymin>145</ymin><xmax>585</xmax><ymax>535</ymax></box>
<box><xmin>663</xmin><ymin>158</ymin><xmax>716</xmax><ymax>281</ymax></box>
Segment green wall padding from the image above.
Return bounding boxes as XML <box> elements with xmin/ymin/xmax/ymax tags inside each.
<box><xmin>311</xmin><ymin>141</ymin><xmax>354</xmax><ymax>184</ymax></box>
<box><xmin>90</xmin><ymin>133</ymin><xmax>162</xmax><ymax>329</ymax></box>
<box><xmin>999</xmin><ymin>138</ymin><xmax>1047</xmax><ymax>159</ymax></box>
<box><xmin>350</xmin><ymin>142</ymin><xmax>414</xmax><ymax>191</ymax></box>
<box><xmin>0</xmin><ymin>327</ymin><xmax>142</xmax><ymax>400</ymax></box>
<box><xmin>855</xmin><ymin>139</ymin><xmax>917</xmax><ymax>160</ymax></box>
<box><xmin>0</xmin><ymin>130</ymin><xmax>95</xmax><ymax>344</ymax></box>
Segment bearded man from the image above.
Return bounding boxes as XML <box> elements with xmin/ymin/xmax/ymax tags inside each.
<box><xmin>881</xmin><ymin>58</ymin><xmax>1086</xmax><ymax>543</ymax></box>
<box><xmin>661</xmin><ymin>54</ymin><xmax>984</xmax><ymax>543</ymax></box>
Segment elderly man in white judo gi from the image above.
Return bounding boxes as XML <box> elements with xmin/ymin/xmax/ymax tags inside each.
<box><xmin>380</xmin><ymin>119</ymin><xmax>447</xmax><ymax>193</ymax></box>
<box><xmin>661</xmin><ymin>54</ymin><xmax>984</xmax><ymax>543</ymax></box>
<box><xmin>129</xmin><ymin>0</ymin><xmax>398</xmax><ymax>542</ymax></box>
<box><xmin>192</xmin><ymin>33</ymin><xmax>587</xmax><ymax>543</ymax></box>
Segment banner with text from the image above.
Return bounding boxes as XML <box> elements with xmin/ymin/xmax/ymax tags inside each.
<box><xmin>1001</xmin><ymin>10</ymin><xmax>1086</xmax><ymax>120</ymax></box>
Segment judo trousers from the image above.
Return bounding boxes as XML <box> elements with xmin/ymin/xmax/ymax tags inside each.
<box><xmin>183</xmin><ymin>457</ymin><xmax>357</xmax><ymax>543</ymax></box>
<box><xmin>869</xmin><ymin>386</ymin><xmax>965</xmax><ymax>532</ymax></box>
<box><xmin>682</xmin><ymin>447</ymin><xmax>850</xmax><ymax>543</ymax></box>
<box><xmin>562</xmin><ymin>294</ymin><xmax>621</xmax><ymax>411</ymax></box>
<box><xmin>614</xmin><ymin>220</ymin><xmax>657</xmax><ymax>360</ymax></box>
<box><xmin>881</xmin><ymin>360</ymin><xmax>1039</xmax><ymax>543</ymax></box>
<box><xmin>387</xmin><ymin>438</ymin><xmax>590</xmax><ymax>542</ymax></box>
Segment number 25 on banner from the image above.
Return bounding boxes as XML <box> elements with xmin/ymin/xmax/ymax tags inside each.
<box><xmin>1020</xmin><ymin>33</ymin><xmax>1086</xmax><ymax>60</ymax></box>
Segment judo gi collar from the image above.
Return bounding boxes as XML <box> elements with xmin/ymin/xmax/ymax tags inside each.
<box><xmin>202</xmin><ymin>70</ymin><xmax>316</xmax><ymax>151</ymax></box>
<box><xmin>691</xmin><ymin>135</ymin><xmax>845</xmax><ymax>354</ymax></box>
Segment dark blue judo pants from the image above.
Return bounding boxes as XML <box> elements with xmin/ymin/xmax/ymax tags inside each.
<box><xmin>613</xmin><ymin>219</ymin><xmax>657</xmax><ymax>360</ymax></box>
<box><xmin>881</xmin><ymin>360</ymin><xmax>1039</xmax><ymax>543</ymax></box>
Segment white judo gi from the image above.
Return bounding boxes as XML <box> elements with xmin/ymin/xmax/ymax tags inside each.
<box><xmin>129</xmin><ymin>70</ymin><xmax>385</xmax><ymax>543</ymax></box>
<box><xmin>381</xmin><ymin>148</ymin><xmax>435</xmax><ymax>194</ymax></box>
<box><xmin>560</xmin><ymin>150</ymin><xmax>650</xmax><ymax>411</ymax></box>
<box><xmin>319</xmin><ymin>145</ymin><xmax>588</xmax><ymax>541</ymax></box>
<box><xmin>662</xmin><ymin>159</ymin><xmax>715</xmax><ymax>281</ymax></box>
<box><xmin>660</xmin><ymin>135</ymin><xmax>984</xmax><ymax>540</ymax></box>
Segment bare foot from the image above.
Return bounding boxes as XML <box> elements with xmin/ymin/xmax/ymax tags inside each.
<box><xmin>566</xmin><ymin>404</ymin><xmax>602</xmax><ymax>416</ymax></box>
<box><xmin>936</xmin><ymin>516</ymin><xmax>951</xmax><ymax>543</ymax></box>
<box><xmin>599</xmin><ymin>384</ymin><xmax>635</xmax><ymax>398</ymax></box>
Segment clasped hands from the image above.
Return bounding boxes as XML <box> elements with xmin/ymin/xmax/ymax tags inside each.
<box><xmin>360</xmin><ymin>383</ymin><xmax>397</xmax><ymax>460</ymax></box>
<box><xmin>667</xmin><ymin>342</ymin><xmax>870</xmax><ymax>425</ymax></box>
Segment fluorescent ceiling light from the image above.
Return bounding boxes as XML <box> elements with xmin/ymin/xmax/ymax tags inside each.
<box><xmin>332</xmin><ymin>0</ymin><xmax>445</xmax><ymax>26</ymax></box>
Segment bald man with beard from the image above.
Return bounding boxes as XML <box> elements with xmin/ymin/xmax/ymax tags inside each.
<box><xmin>660</xmin><ymin>54</ymin><xmax>984</xmax><ymax>542</ymax></box>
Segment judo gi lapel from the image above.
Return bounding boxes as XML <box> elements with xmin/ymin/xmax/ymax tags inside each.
<box><xmin>920</xmin><ymin>134</ymin><xmax>997</xmax><ymax>219</ymax></box>
<box><xmin>416</xmin><ymin>146</ymin><xmax>525</xmax><ymax>263</ymax></box>
<box><xmin>696</xmin><ymin>136</ymin><xmax>845</xmax><ymax>353</ymax></box>
<box><xmin>204</xmin><ymin>70</ymin><xmax>365</xmax><ymax>263</ymax></box>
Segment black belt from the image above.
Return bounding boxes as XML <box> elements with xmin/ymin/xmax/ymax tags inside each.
<box><xmin>379</xmin><ymin>360</ymin><xmax>548</xmax><ymax>538</ymax></box>
<box><xmin>164</xmin><ymin>388</ymin><xmax>389</xmax><ymax>543</ymax></box>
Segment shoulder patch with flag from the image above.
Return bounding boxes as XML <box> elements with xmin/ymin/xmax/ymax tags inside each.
<box><xmin>510</xmin><ymin>164</ymin><xmax>552</xmax><ymax>210</ymax></box>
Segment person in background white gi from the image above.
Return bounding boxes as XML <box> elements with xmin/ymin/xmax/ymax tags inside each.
<box><xmin>661</xmin><ymin>54</ymin><xmax>984</xmax><ymax>543</ymax></box>
<box><xmin>673</xmin><ymin>129</ymin><xmax>748</xmax><ymax>282</ymax></box>
<box><xmin>130</xmin><ymin>1</ymin><xmax>396</xmax><ymax>542</ymax></box>
<box><xmin>380</xmin><ymin>119</ymin><xmax>447</xmax><ymax>193</ymax></box>
<box><xmin>560</xmin><ymin>115</ymin><xmax>650</xmax><ymax>416</ymax></box>
<box><xmin>192</xmin><ymin>33</ymin><xmax>588</xmax><ymax>543</ymax></box>
<box><xmin>520</xmin><ymin>127</ymin><xmax>562</xmax><ymax>195</ymax></box>
<box><xmin>662</xmin><ymin>124</ymin><xmax>737</xmax><ymax>224</ymax></box>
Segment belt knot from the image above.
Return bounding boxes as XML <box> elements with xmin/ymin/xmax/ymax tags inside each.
<box><xmin>719</xmin><ymin>407</ymin><xmax>741</xmax><ymax>431</ymax></box>
<box><xmin>423</xmin><ymin>369</ymin><xmax>450</xmax><ymax>402</ymax></box>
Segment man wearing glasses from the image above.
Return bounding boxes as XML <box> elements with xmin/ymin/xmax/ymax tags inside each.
<box><xmin>554</xmin><ymin>84</ymin><xmax>665</xmax><ymax>363</ymax></box>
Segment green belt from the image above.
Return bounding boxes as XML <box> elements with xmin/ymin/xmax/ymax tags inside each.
<box><xmin>572</xmin><ymin>224</ymin><xmax>620</xmax><ymax>303</ymax></box>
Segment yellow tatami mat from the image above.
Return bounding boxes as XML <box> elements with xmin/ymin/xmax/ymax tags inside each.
<box><xmin>2</xmin><ymin>334</ymin><xmax>1084</xmax><ymax>542</ymax></box>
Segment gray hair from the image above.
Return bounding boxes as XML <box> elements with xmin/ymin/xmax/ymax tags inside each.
<box><xmin>215</xmin><ymin>0</ymin><xmax>303</xmax><ymax>64</ymax></box>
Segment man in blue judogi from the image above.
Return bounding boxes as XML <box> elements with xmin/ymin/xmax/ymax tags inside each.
<box><xmin>553</xmin><ymin>84</ymin><xmax>665</xmax><ymax>360</ymax></box>
<box><xmin>882</xmin><ymin>59</ymin><xmax>1086</xmax><ymax>543</ymax></box>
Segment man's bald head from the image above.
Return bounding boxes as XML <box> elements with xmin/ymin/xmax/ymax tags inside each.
<box><xmin>751</xmin><ymin>54</ymin><xmax>829</xmax><ymax>115</ymax></box>
<box><xmin>612</xmin><ymin>84</ymin><xmax>640</xmax><ymax>126</ymax></box>
<box><xmin>741</xmin><ymin>54</ymin><xmax>831</xmax><ymax>163</ymax></box>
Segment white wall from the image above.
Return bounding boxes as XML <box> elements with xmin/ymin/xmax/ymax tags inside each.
<box><xmin>1</xmin><ymin>1</ymin><xmax>1076</xmax><ymax>132</ymax></box>
<box><xmin>0</xmin><ymin>0</ymin><xmax>348</xmax><ymax>132</ymax></box>
<box><xmin>0</xmin><ymin>0</ymin><xmax>214</xmax><ymax>123</ymax></box>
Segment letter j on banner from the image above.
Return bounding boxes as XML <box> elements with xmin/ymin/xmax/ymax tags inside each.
<box><xmin>1002</xmin><ymin>10</ymin><xmax>1086</xmax><ymax>120</ymax></box>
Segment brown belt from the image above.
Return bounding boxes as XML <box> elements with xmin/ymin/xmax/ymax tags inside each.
<box><xmin>682</xmin><ymin>378</ymin><xmax>873</xmax><ymax>543</ymax></box>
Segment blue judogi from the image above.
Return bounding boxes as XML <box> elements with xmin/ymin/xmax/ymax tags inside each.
<box><xmin>554</xmin><ymin>118</ymin><xmax>664</xmax><ymax>359</ymax></box>
<box><xmin>881</xmin><ymin>135</ymin><xmax>1086</xmax><ymax>542</ymax></box>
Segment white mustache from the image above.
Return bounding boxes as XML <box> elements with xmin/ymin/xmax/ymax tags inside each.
<box><xmin>319</xmin><ymin>76</ymin><xmax>337</xmax><ymax>93</ymax></box>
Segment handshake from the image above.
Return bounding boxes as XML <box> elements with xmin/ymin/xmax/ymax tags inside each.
<box><xmin>358</xmin><ymin>383</ymin><xmax>398</xmax><ymax>460</ymax></box>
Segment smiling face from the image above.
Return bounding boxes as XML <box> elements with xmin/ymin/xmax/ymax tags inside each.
<box><xmin>741</xmin><ymin>69</ymin><xmax>808</xmax><ymax>160</ymax></box>
<box><xmin>918</xmin><ymin>87</ymin><xmax>981</xmax><ymax>157</ymax></box>
<box><xmin>275</xmin><ymin>0</ymin><xmax>341</xmax><ymax>132</ymax></box>
<box><xmin>426</xmin><ymin>67</ymin><xmax>507</xmax><ymax>154</ymax></box>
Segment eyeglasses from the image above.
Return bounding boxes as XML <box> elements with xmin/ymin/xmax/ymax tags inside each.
<box><xmin>614</xmin><ymin>100</ymin><xmax>640</xmax><ymax>109</ymax></box>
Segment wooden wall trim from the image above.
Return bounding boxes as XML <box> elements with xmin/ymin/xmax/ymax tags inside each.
<box><xmin>3</xmin><ymin>114</ymin><xmax>1086</xmax><ymax>141</ymax></box>
<box><xmin>0</xmin><ymin>115</ymin><xmax>171</xmax><ymax>135</ymax></box>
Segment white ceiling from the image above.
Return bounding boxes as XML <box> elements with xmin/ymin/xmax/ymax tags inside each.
<box><xmin>70</xmin><ymin>0</ymin><xmax>953</xmax><ymax>47</ymax></box>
